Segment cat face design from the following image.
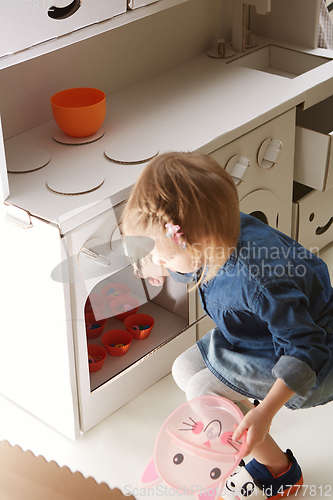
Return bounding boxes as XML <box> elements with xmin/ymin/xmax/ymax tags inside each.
<box><xmin>140</xmin><ymin>396</ymin><xmax>246</xmax><ymax>500</ymax></box>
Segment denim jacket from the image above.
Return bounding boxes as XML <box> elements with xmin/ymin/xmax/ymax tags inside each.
<box><xmin>168</xmin><ymin>213</ymin><xmax>333</xmax><ymax>398</ymax></box>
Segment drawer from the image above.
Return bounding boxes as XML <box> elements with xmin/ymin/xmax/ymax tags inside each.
<box><xmin>294</xmin><ymin>96</ymin><xmax>333</xmax><ymax>192</ymax></box>
<box><xmin>292</xmin><ymin>182</ymin><xmax>333</xmax><ymax>252</ymax></box>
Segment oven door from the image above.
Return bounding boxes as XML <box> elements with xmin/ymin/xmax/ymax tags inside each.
<box><xmin>62</xmin><ymin>202</ymin><xmax>196</xmax><ymax>434</ymax></box>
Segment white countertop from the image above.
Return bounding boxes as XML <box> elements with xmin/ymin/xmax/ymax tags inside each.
<box><xmin>4</xmin><ymin>38</ymin><xmax>333</xmax><ymax>233</ymax></box>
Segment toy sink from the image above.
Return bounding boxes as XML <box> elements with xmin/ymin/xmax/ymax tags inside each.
<box><xmin>228</xmin><ymin>45</ymin><xmax>331</xmax><ymax>79</ymax></box>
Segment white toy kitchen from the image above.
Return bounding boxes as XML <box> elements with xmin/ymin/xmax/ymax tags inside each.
<box><xmin>0</xmin><ymin>0</ymin><xmax>333</xmax><ymax>440</ymax></box>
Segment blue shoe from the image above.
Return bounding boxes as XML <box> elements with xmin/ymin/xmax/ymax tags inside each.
<box><xmin>223</xmin><ymin>450</ymin><xmax>303</xmax><ymax>500</ymax></box>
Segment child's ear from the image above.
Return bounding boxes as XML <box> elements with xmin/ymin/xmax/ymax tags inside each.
<box><xmin>139</xmin><ymin>456</ymin><xmax>162</xmax><ymax>488</ymax></box>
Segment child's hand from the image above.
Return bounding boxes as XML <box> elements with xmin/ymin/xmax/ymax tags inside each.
<box><xmin>232</xmin><ymin>406</ymin><xmax>272</xmax><ymax>457</ymax></box>
<box><xmin>148</xmin><ymin>276</ymin><xmax>165</xmax><ymax>287</ymax></box>
<box><xmin>233</xmin><ymin>379</ymin><xmax>295</xmax><ymax>457</ymax></box>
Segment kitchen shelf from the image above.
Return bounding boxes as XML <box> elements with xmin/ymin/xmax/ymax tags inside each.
<box><xmin>89</xmin><ymin>300</ymin><xmax>188</xmax><ymax>391</ymax></box>
<box><xmin>0</xmin><ymin>0</ymin><xmax>189</xmax><ymax>71</ymax></box>
<box><xmin>85</xmin><ymin>268</ymin><xmax>189</xmax><ymax>393</ymax></box>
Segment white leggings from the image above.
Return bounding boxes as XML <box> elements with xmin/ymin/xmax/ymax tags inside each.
<box><xmin>172</xmin><ymin>343</ymin><xmax>246</xmax><ymax>402</ymax></box>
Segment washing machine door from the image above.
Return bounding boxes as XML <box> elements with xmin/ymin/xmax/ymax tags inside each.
<box><xmin>239</xmin><ymin>189</ymin><xmax>280</xmax><ymax>229</ymax></box>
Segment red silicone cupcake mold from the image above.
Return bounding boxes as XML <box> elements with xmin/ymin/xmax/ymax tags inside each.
<box><xmin>110</xmin><ymin>296</ymin><xmax>140</xmax><ymax>321</ymax></box>
<box><xmin>86</xmin><ymin>318</ymin><xmax>106</xmax><ymax>339</ymax></box>
<box><xmin>101</xmin><ymin>283</ymin><xmax>131</xmax><ymax>306</ymax></box>
<box><xmin>85</xmin><ymin>293</ymin><xmax>105</xmax><ymax>315</ymax></box>
<box><xmin>87</xmin><ymin>344</ymin><xmax>107</xmax><ymax>372</ymax></box>
<box><xmin>124</xmin><ymin>313</ymin><xmax>154</xmax><ymax>340</ymax></box>
<box><xmin>102</xmin><ymin>329</ymin><xmax>133</xmax><ymax>356</ymax></box>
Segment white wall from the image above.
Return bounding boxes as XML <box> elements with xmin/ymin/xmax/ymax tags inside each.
<box><xmin>0</xmin><ymin>0</ymin><xmax>232</xmax><ymax>140</ymax></box>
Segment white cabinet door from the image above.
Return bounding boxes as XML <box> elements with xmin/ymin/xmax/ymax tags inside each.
<box><xmin>0</xmin><ymin>211</ymin><xmax>80</xmax><ymax>439</ymax></box>
<box><xmin>64</xmin><ymin>202</ymin><xmax>195</xmax><ymax>434</ymax></box>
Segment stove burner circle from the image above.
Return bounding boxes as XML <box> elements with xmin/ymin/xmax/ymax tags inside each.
<box><xmin>52</xmin><ymin>127</ymin><xmax>105</xmax><ymax>145</ymax></box>
<box><xmin>104</xmin><ymin>139</ymin><xmax>159</xmax><ymax>164</ymax></box>
<box><xmin>46</xmin><ymin>166</ymin><xmax>105</xmax><ymax>195</ymax></box>
<box><xmin>6</xmin><ymin>146</ymin><xmax>51</xmax><ymax>173</ymax></box>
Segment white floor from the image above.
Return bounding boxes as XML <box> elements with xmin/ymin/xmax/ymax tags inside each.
<box><xmin>0</xmin><ymin>243</ymin><xmax>333</xmax><ymax>499</ymax></box>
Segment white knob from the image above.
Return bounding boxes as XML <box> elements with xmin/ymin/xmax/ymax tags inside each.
<box><xmin>257</xmin><ymin>138</ymin><xmax>283</xmax><ymax>169</ymax></box>
<box><xmin>225</xmin><ymin>155</ymin><xmax>250</xmax><ymax>185</ymax></box>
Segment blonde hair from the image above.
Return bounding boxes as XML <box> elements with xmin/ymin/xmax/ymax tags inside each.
<box><xmin>122</xmin><ymin>152</ymin><xmax>240</xmax><ymax>284</ymax></box>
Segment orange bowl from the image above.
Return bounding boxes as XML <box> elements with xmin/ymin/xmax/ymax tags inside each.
<box><xmin>102</xmin><ymin>329</ymin><xmax>133</xmax><ymax>356</ymax></box>
<box><xmin>124</xmin><ymin>314</ymin><xmax>154</xmax><ymax>340</ymax></box>
<box><xmin>50</xmin><ymin>87</ymin><xmax>106</xmax><ymax>137</ymax></box>
<box><xmin>87</xmin><ymin>344</ymin><xmax>107</xmax><ymax>372</ymax></box>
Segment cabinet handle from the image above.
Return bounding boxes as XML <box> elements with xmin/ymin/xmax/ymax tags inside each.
<box><xmin>81</xmin><ymin>247</ymin><xmax>111</xmax><ymax>268</ymax></box>
<box><xmin>48</xmin><ymin>0</ymin><xmax>81</xmax><ymax>20</ymax></box>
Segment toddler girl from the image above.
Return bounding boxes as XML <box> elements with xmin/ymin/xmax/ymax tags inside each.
<box><xmin>122</xmin><ymin>151</ymin><xmax>333</xmax><ymax>499</ymax></box>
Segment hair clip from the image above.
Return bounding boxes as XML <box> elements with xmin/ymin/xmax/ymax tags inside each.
<box><xmin>165</xmin><ymin>223</ymin><xmax>187</xmax><ymax>249</ymax></box>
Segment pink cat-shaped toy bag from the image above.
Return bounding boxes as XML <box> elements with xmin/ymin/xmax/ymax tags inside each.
<box><xmin>139</xmin><ymin>395</ymin><xmax>246</xmax><ymax>499</ymax></box>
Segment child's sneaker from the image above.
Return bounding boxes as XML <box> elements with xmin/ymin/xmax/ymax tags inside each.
<box><xmin>222</xmin><ymin>449</ymin><xmax>303</xmax><ymax>500</ymax></box>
